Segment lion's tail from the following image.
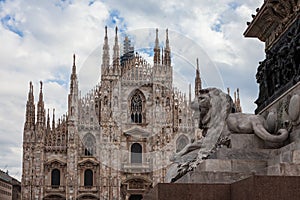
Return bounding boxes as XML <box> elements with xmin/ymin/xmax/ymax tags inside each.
<box><xmin>253</xmin><ymin>122</ymin><xmax>289</xmax><ymax>143</ymax></box>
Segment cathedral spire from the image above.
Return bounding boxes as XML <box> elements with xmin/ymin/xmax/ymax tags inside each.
<box><xmin>72</xmin><ymin>54</ymin><xmax>76</xmax><ymax>75</ymax></box>
<box><xmin>195</xmin><ymin>58</ymin><xmax>202</xmax><ymax>97</ymax></box>
<box><xmin>24</xmin><ymin>81</ymin><xmax>35</xmax><ymax>130</ymax></box>
<box><xmin>52</xmin><ymin>108</ymin><xmax>55</xmax><ymax>130</ymax></box>
<box><xmin>36</xmin><ymin>81</ymin><xmax>45</xmax><ymax>129</ymax></box>
<box><xmin>235</xmin><ymin>88</ymin><xmax>242</xmax><ymax>112</ymax></box>
<box><xmin>70</xmin><ymin>54</ymin><xmax>78</xmax><ymax>94</ymax></box>
<box><xmin>234</xmin><ymin>91</ymin><xmax>237</xmax><ymax>103</ymax></box>
<box><xmin>113</xmin><ymin>26</ymin><xmax>120</xmax><ymax>69</ymax></box>
<box><xmin>102</xmin><ymin>26</ymin><xmax>110</xmax><ymax>75</ymax></box>
<box><xmin>164</xmin><ymin>28</ymin><xmax>171</xmax><ymax>66</ymax></box>
<box><xmin>69</xmin><ymin>54</ymin><xmax>78</xmax><ymax>93</ymax></box>
<box><xmin>153</xmin><ymin>28</ymin><xmax>160</xmax><ymax>64</ymax></box>
<box><xmin>68</xmin><ymin>55</ymin><xmax>79</xmax><ymax>122</ymax></box>
<box><xmin>165</xmin><ymin>28</ymin><xmax>169</xmax><ymax>49</ymax></box>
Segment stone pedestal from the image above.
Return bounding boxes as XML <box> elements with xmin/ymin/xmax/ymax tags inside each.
<box><xmin>144</xmin><ymin>176</ymin><xmax>300</xmax><ymax>200</ymax></box>
<box><xmin>174</xmin><ymin>135</ymin><xmax>300</xmax><ymax>184</ymax></box>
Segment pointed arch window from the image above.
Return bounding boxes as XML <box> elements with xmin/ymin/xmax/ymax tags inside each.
<box><xmin>84</xmin><ymin>169</ymin><xmax>93</xmax><ymax>186</ymax></box>
<box><xmin>51</xmin><ymin>169</ymin><xmax>60</xmax><ymax>188</ymax></box>
<box><xmin>131</xmin><ymin>143</ymin><xmax>142</xmax><ymax>163</ymax></box>
<box><xmin>131</xmin><ymin>92</ymin><xmax>143</xmax><ymax>123</ymax></box>
<box><xmin>83</xmin><ymin>133</ymin><xmax>96</xmax><ymax>156</ymax></box>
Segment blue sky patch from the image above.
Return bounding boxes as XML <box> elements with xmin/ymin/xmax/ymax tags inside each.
<box><xmin>88</xmin><ymin>0</ymin><xmax>95</xmax><ymax>6</ymax></box>
<box><xmin>45</xmin><ymin>78</ymin><xmax>68</xmax><ymax>87</ymax></box>
<box><xmin>106</xmin><ymin>9</ymin><xmax>127</xmax><ymax>32</ymax></box>
<box><xmin>228</xmin><ymin>2</ymin><xmax>240</xmax><ymax>10</ymax></box>
<box><xmin>55</xmin><ymin>0</ymin><xmax>73</xmax><ymax>10</ymax></box>
<box><xmin>1</xmin><ymin>15</ymin><xmax>24</xmax><ymax>37</ymax></box>
<box><xmin>139</xmin><ymin>48</ymin><xmax>154</xmax><ymax>57</ymax></box>
<box><xmin>211</xmin><ymin>23</ymin><xmax>222</xmax><ymax>32</ymax></box>
<box><xmin>211</xmin><ymin>19</ymin><xmax>224</xmax><ymax>33</ymax></box>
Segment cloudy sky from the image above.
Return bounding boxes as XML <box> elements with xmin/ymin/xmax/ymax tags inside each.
<box><xmin>0</xmin><ymin>0</ymin><xmax>265</xmax><ymax>180</ymax></box>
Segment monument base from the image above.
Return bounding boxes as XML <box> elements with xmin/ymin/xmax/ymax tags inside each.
<box><xmin>143</xmin><ymin>176</ymin><xmax>300</xmax><ymax>200</ymax></box>
<box><xmin>173</xmin><ymin>137</ymin><xmax>300</xmax><ymax>184</ymax></box>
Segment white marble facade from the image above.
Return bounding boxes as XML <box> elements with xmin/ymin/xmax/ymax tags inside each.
<box><xmin>22</xmin><ymin>27</ymin><xmax>200</xmax><ymax>200</ymax></box>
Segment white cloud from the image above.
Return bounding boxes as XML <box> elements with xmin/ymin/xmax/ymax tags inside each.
<box><xmin>0</xmin><ymin>0</ymin><xmax>265</xmax><ymax>180</ymax></box>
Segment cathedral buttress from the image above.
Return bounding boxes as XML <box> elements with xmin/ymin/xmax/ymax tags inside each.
<box><xmin>29</xmin><ymin>81</ymin><xmax>46</xmax><ymax>199</ymax></box>
<box><xmin>22</xmin><ymin>82</ymin><xmax>36</xmax><ymax>199</ymax></box>
<box><xmin>67</xmin><ymin>54</ymin><xmax>79</xmax><ymax>199</ymax></box>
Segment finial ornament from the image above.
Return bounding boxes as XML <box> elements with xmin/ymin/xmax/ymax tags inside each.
<box><xmin>29</xmin><ymin>81</ymin><xmax>33</xmax><ymax>93</ymax></box>
<box><xmin>165</xmin><ymin>28</ymin><xmax>170</xmax><ymax>48</ymax></box>
<box><xmin>40</xmin><ymin>81</ymin><xmax>43</xmax><ymax>91</ymax></box>
<box><xmin>155</xmin><ymin>28</ymin><xmax>159</xmax><ymax>47</ymax></box>
<box><xmin>73</xmin><ymin>54</ymin><xmax>75</xmax><ymax>65</ymax></box>
<box><xmin>72</xmin><ymin>54</ymin><xmax>76</xmax><ymax>75</ymax></box>
<box><xmin>166</xmin><ymin>28</ymin><xmax>168</xmax><ymax>39</ymax></box>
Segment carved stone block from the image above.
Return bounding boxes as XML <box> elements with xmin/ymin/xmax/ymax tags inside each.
<box><xmin>196</xmin><ymin>160</ymin><xmax>232</xmax><ymax>172</ymax></box>
<box><xmin>231</xmin><ymin>160</ymin><xmax>267</xmax><ymax>173</ymax></box>
<box><xmin>230</xmin><ymin>134</ymin><xmax>264</xmax><ymax>149</ymax></box>
<box><xmin>292</xmin><ymin>150</ymin><xmax>300</xmax><ymax>164</ymax></box>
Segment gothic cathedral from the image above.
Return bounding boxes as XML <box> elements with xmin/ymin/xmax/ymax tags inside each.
<box><xmin>21</xmin><ymin>27</ymin><xmax>225</xmax><ymax>200</ymax></box>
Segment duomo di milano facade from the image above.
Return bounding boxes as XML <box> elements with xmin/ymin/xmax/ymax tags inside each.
<box><xmin>22</xmin><ymin>27</ymin><xmax>241</xmax><ymax>200</ymax></box>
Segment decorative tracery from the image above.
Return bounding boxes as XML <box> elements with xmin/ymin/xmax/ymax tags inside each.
<box><xmin>130</xmin><ymin>91</ymin><xmax>144</xmax><ymax>123</ymax></box>
<box><xmin>83</xmin><ymin>133</ymin><xmax>96</xmax><ymax>156</ymax></box>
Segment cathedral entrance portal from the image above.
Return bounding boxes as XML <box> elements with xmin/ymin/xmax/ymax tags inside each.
<box><xmin>121</xmin><ymin>177</ymin><xmax>152</xmax><ymax>200</ymax></box>
<box><xmin>129</xmin><ymin>194</ymin><xmax>143</xmax><ymax>200</ymax></box>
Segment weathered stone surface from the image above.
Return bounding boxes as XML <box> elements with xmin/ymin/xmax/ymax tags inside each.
<box><xmin>268</xmin><ymin>163</ymin><xmax>300</xmax><ymax>176</ymax></box>
<box><xmin>292</xmin><ymin>149</ymin><xmax>300</xmax><ymax>164</ymax></box>
<box><xmin>289</xmin><ymin>94</ymin><xmax>300</xmax><ymax>122</ymax></box>
<box><xmin>215</xmin><ymin>147</ymin><xmax>272</xmax><ymax>160</ymax></box>
<box><xmin>290</xmin><ymin>129</ymin><xmax>300</xmax><ymax>143</ymax></box>
<box><xmin>196</xmin><ymin>160</ymin><xmax>232</xmax><ymax>172</ymax></box>
<box><xmin>176</xmin><ymin>171</ymin><xmax>251</xmax><ymax>184</ymax></box>
<box><xmin>230</xmin><ymin>134</ymin><xmax>264</xmax><ymax>149</ymax></box>
<box><xmin>231</xmin><ymin>160</ymin><xmax>267</xmax><ymax>173</ymax></box>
